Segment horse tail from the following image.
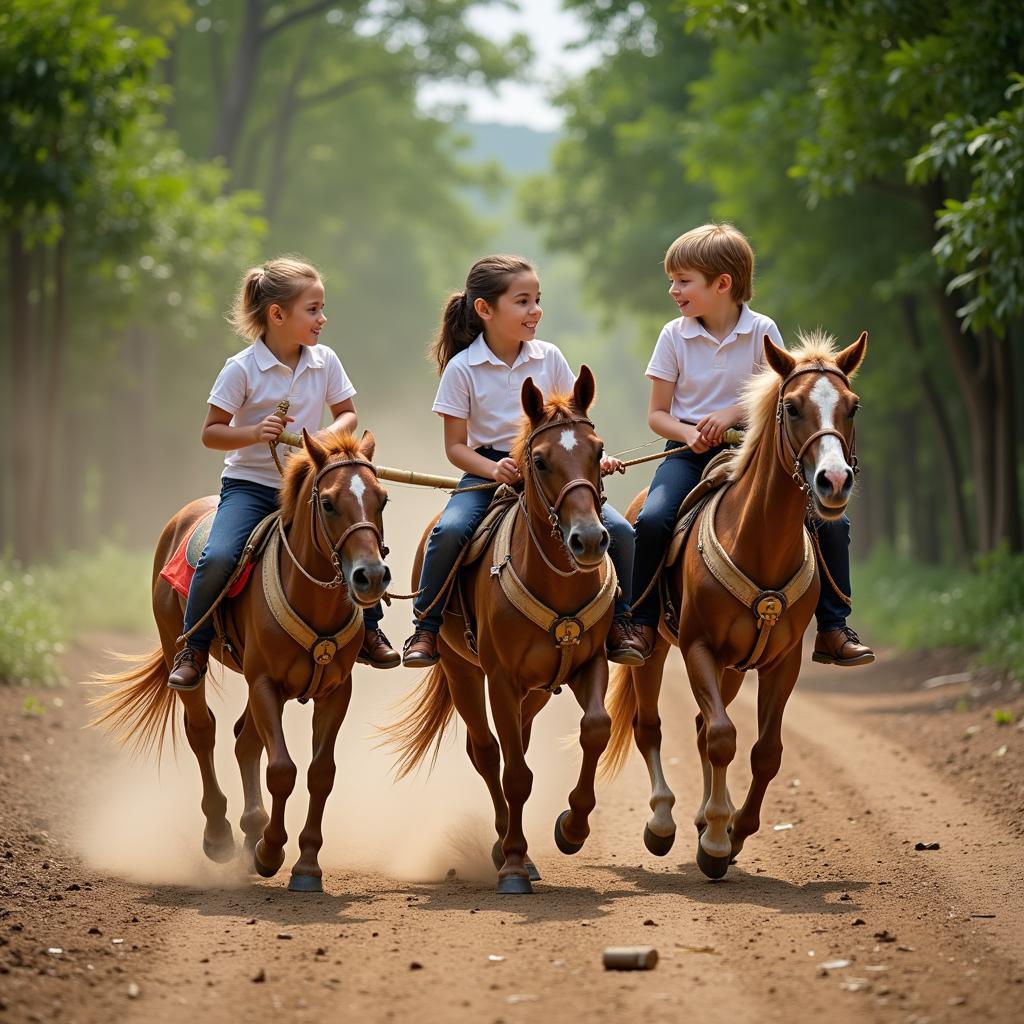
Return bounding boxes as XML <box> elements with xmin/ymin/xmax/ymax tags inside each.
<box><xmin>599</xmin><ymin>663</ymin><xmax>637</xmax><ymax>781</ymax></box>
<box><xmin>87</xmin><ymin>647</ymin><xmax>179</xmax><ymax>760</ymax></box>
<box><xmin>381</xmin><ymin>663</ymin><xmax>455</xmax><ymax>780</ymax></box>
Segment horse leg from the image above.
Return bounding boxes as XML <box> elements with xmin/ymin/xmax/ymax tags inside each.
<box><xmin>443</xmin><ymin>644</ymin><xmax>510</xmax><ymax>867</ymax></box>
<box><xmin>683</xmin><ymin>642</ymin><xmax>736</xmax><ymax>879</ymax></box>
<box><xmin>729</xmin><ymin>646</ymin><xmax>801</xmax><ymax>861</ymax></box>
<box><xmin>487</xmin><ymin>671</ymin><xmax>534</xmax><ymax>895</ymax></box>
<box><xmin>555</xmin><ymin>655</ymin><xmax>611</xmax><ymax>854</ymax></box>
<box><xmin>233</xmin><ymin>706</ymin><xmax>268</xmax><ymax>868</ymax></box>
<box><xmin>630</xmin><ymin>635</ymin><xmax>677</xmax><ymax>856</ymax></box>
<box><xmin>517</xmin><ymin>690</ymin><xmax>549</xmax><ymax>880</ymax></box>
<box><xmin>247</xmin><ymin>676</ymin><xmax>295</xmax><ymax>878</ymax></box>
<box><xmin>176</xmin><ymin>685</ymin><xmax>234</xmax><ymax>862</ymax></box>
<box><xmin>693</xmin><ymin>667</ymin><xmax>744</xmax><ymax>837</ymax></box>
<box><xmin>289</xmin><ymin>679</ymin><xmax>353</xmax><ymax>892</ymax></box>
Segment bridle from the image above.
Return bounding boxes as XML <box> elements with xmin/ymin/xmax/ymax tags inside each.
<box><xmin>277</xmin><ymin>457</ymin><xmax>388</xmax><ymax>597</ymax></box>
<box><xmin>519</xmin><ymin>416</ymin><xmax>605</xmax><ymax>577</ymax></box>
<box><xmin>774</xmin><ymin>363</ymin><xmax>859</xmax><ymax>503</ymax></box>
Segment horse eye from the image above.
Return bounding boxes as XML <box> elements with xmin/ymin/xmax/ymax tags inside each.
<box><xmin>380</xmin><ymin>495</ymin><xmax>389</xmax><ymax>509</ymax></box>
<box><xmin>784</xmin><ymin>401</ymin><xmax>800</xmax><ymax>419</ymax></box>
<box><xmin>320</xmin><ymin>497</ymin><xmax>335</xmax><ymax>514</ymax></box>
<box><xmin>850</xmin><ymin>403</ymin><xmax>860</xmax><ymax>418</ymax></box>
<box><xmin>533</xmin><ymin>456</ymin><xmax>547</xmax><ymax>472</ymax></box>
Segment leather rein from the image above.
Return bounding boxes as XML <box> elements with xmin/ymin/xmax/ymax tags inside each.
<box><xmin>277</xmin><ymin>456</ymin><xmax>388</xmax><ymax>599</ymax></box>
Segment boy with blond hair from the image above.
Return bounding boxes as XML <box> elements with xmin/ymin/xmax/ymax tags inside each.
<box><xmin>629</xmin><ymin>223</ymin><xmax>873</xmax><ymax>667</ymax></box>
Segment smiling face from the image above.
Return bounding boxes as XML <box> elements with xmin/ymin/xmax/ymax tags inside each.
<box><xmin>476</xmin><ymin>270</ymin><xmax>542</xmax><ymax>348</ymax></box>
<box><xmin>667</xmin><ymin>266</ymin><xmax>731</xmax><ymax>319</ymax></box>
<box><xmin>274</xmin><ymin>279</ymin><xmax>326</xmax><ymax>348</ymax></box>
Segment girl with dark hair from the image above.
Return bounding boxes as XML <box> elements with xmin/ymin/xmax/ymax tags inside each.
<box><xmin>402</xmin><ymin>255</ymin><xmax>644</xmax><ymax>667</ymax></box>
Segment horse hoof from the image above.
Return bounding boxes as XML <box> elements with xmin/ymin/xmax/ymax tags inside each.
<box><xmin>288</xmin><ymin>873</ymin><xmax>323</xmax><ymax>893</ymax></box>
<box><xmin>554</xmin><ymin>810</ymin><xmax>585</xmax><ymax>855</ymax></box>
<box><xmin>254</xmin><ymin>839</ymin><xmax>283</xmax><ymax>878</ymax></box>
<box><xmin>696</xmin><ymin>840</ymin><xmax>731</xmax><ymax>880</ymax></box>
<box><xmin>525</xmin><ymin>859</ymin><xmax>541</xmax><ymax>882</ymax></box>
<box><xmin>203</xmin><ymin>830</ymin><xmax>235</xmax><ymax>864</ymax></box>
<box><xmin>644</xmin><ymin>824</ymin><xmax>676</xmax><ymax>857</ymax></box>
<box><xmin>496</xmin><ymin>874</ymin><xmax>533</xmax><ymax>895</ymax></box>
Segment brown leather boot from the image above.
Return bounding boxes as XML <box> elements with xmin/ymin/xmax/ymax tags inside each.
<box><xmin>630</xmin><ymin>623</ymin><xmax>657</xmax><ymax>663</ymax></box>
<box><xmin>812</xmin><ymin>626</ymin><xmax>875</xmax><ymax>667</ymax></box>
<box><xmin>402</xmin><ymin>628</ymin><xmax>440</xmax><ymax>668</ymax></box>
<box><xmin>357</xmin><ymin>628</ymin><xmax>401</xmax><ymax>669</ymax></box>
<box><xmin>607</xmin><ymin>617</ymin><xmax>645</xmax><ymax>666</ymax></box>
<box><xmin>167</xmin><ymin>646</ymin><xmax>210</xmax><ymax>691</ymax></box>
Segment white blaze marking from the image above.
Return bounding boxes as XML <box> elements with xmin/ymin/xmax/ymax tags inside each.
<box><xmin>559</xmin><ymin>429</ymin><xmax>577</xmax><ymax>452</ymax></box>
<box><xmin>349</xmin><ymin>474</ymin><xmax>366</xmax><ymax>516</ymax></box>
<box><xmin>809</xmin><ymin>376</ymin><xmax>848</xmax><ymax>479</ymax></box>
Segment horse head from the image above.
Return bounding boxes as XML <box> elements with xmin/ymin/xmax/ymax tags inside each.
<box><xmin>296</xmin><ymin>428</ymin><xmax>392</xmax><ymax>605</ymax></box>
<box><xmin>763</xmin><ymin>331</ymin><xmax>867</xmax><ymax>520</ymax></box>
<box><xmin>517</xmin><ymin>364</ymin><xmax>609</xmax><ymax>570</ymax></box>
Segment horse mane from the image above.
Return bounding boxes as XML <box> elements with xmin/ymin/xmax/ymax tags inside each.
<box><xmin>511</xmin><ymin>393</ymin><xmax>580</xmax><ymax>467</ymax></box>
<box><xmin>280</xmin><ymin>429</ymin><xmax>365</xmax><ymax>524</ymax></box>
<box><xmin>727</xmin><ymin>329</ymin><xmax>841</xmax><ymax>481</ymax></box>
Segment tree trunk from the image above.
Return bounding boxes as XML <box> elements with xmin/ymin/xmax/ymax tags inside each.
<box><xmin>8</xmin><ymin>227</ymin><xmax>36</xmax><ymax>561</ymax></box>
<box><xmin>900</xmin><ymin>295</ymin><xmax>971</xmax><ymax>563</ymax></box>
<box><xmin>992</xmin><ymin>335</ymin><xmax>1022</xmax><ymax>554</ymax></box>
<box><xmin>209</xmin><ymin>0</ymin><xmax>265</xmax><ymax>168</ymax></box>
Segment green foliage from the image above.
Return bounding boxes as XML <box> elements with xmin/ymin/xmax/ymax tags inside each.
<box><xmin>853</xmin><ymin>547</ymin><xmax>1024</xmax><ymax>679</ymax></box>
<box><xmin>0</xmin><ymin>547</ymin><xmax>153</xmax><ymax>685</ymax></box>
<box><xmin>0</xmin><ymin>0</ymin><xmax>163</xmax><ymax>229</ymax></box>
<box><xmin>993</xmin><ymin>708</ymin><xmax>1016</xmax><ymax>725</ymax></box>
<box><xmin>0</xmin><ymin>565</ymin><xmax>64</xmax><ymax>684</ymax></box>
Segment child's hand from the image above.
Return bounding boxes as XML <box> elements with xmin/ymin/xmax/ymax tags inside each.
<box><xmin>600</xmin><ymin>455</ymin><xmax>625</xmax><ymax>476</ymax></box>
<box><xmin>251</xmin><ymin>413</ymin><xmax>293</xmax><ymax>445</ymax></box>
<box><xmin>681</xmin><ymin>422</ymin><xmax>711</xmax><ymax>454</ymax></box>
<box><xmin>695</xmin><ymin>409</ymin><xmax>735</xmax><ymax>447</ymax></box>
<box><xmin>492</xmin><ymin>457</ymin><xmax>521</xmax><ymax>485</ymax></box>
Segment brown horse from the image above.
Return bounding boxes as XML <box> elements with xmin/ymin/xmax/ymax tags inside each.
<box><xmin>385</xmin><ymin>367</ymin><xmax>615</xmax><ymax>894</ymax></box>
<box><xmin>91</xmin><ymin>429</ymin><xmax>391</xmax><ymax>892</ymax></box>
<box><xmin>601</xmin><ymin>332</ymin><xmax>867</xmax><ymax>879</ymax></box>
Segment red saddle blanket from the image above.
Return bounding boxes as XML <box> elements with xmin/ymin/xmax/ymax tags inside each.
<box><xmin>159</xmin><ymin>509</ymin><xmax>255</xmax><ymax>599</ymax></box>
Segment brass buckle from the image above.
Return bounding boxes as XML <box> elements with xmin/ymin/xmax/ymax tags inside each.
<box><xmin>752</xmin><ymin>591</ymin><xmax>786</xmax><ymax>630</ymax></box>
<box><xmin>551</xmin><ymin>616</ymin><xmax>583</xmax><ymax>646</ymax></box>
<box><xmin>313</xmin><ymin>638</ymin><xmax>338</xmax><ymax>664</ymax></box>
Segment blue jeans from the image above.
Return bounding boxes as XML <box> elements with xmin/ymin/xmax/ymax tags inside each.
<box><xmin>629</xmin><ymin>441</ymin><xmax>855</xmax><ymax>631</ymax></box>
<box><xmin>183</xmin><ymin>476</ymin><xmax>383</xmax><ymax>651</ymax></box>
<box><xmin>412</xmin><ymin>448</ymin><xmax>635</xmax><ymax>633</ymax></box>
<box><xmin>809</xmin><ymin>514</ymin><xmax>852</xmax><ymax>632</ymax></box>
<box><xmin>631</xmin><ymin>443</ymin><xmax>716</xmax><ymax>627</ymax></box>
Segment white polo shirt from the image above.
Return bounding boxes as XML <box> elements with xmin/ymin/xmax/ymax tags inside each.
<box><xmin>208</xmin><ymin>339</ymin><xmax>356</xmax><ymax>488</ymax></box>
<box><xmin>645</xmin><ymin>305</ymin><xmax>785</xmax><ymax>423</ymax></box>
<box><xmin>432</xmin><ymin>335</ymin><xmax>577</xmax><ymax>452</ymax></box>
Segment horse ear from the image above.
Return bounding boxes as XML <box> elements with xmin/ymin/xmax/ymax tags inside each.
<box><xmin>358</xmin><ymin>428</ymin><xmax>376</xmax><ymax>462</ymax></box>
<box><xmin>572</xmin><ymin>364</ymin><xmax>596</xmax><ymax>414</ymax></box>
<box><xmin>836</xmin><ymin>330</ymin><xmax>868</xmax><ymax>378</ymax></box>
<box><xmin>521</xmin><ymin>376</ymin><xmax>545</xmax><ymax>423</ymax></box>
<box><xmin>302</xmin><ymin>427</ymin><xmax>328</xmax><ymax>469</ymax></box>
<box><xmin>763</xmin><ymin>335</ymin><xmax>796</xmax><ymax>379</ymax></box>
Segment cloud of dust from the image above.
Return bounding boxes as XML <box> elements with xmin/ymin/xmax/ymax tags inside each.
<box><xmin>76</xmin><ymin>416</ymin><xmax>596</xmax><ymax>887</ymax></box>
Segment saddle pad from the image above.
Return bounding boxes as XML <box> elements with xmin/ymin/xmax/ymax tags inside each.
<box><xmin>463</xmin><ymin>493</ymin><xmax>518</xmax><ymax>568</ymax></box>
<box><xmin>159</xmin><ymin>509</ymin><xmax>255</xmax><ymax>600</ymax></box>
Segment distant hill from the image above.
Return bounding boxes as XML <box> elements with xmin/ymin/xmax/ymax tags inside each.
<box><xmin>455</xmin><ymin>121</ymin><xmax>559</xmax><ymax>177</ymax></box>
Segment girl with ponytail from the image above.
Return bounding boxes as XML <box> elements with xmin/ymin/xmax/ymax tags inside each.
<box><xmin>402</xmin><ymin>255</ymin><xmax>643</xmax><ymax>668</ymax></box>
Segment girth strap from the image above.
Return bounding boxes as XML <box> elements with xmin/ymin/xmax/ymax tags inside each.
<box><xmin>490</xmin><ymin>505</ymin><xmax>617</xmax><ymax>692</ymax></box>
<box><xmin>261</xmin><ymin>529</ymin><xmax>363</xmax><ymax>703</ymax></box>
<box><xmin>697</xmin><ymin>486</ymin><xmax>817</xmax><ymax>671</ymax></box>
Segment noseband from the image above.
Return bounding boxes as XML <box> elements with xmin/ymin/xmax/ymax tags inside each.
<box><xmin>278</xmin><ymin>457</ymin><xmax>388</xmax><ymax>593</ymax></box>
<box><xmin>520</xmin><ymin>416</ymin><xmax>605</xmax><ymax>577</ymax></box>
<box><xmin>775</xmin><ymin>363</ymin><xmax>859</xmax><ymax>500</ymax></box>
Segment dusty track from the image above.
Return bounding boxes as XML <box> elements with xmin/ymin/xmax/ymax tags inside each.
<box><xmin>2</xmin><ymin>633</ymin><xmax>1021</xmax><ymax>1023</ymax></box>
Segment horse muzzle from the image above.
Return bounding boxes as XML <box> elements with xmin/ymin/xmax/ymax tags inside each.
<box><xmin>564</xmin><ymin>517</ymin><xmax>609</xmax><ymax>569</ymax></box>
<box><xmin>346</xmin><ymin>558</ymin><xmax>391</xmax><ymax>607</ymax></box>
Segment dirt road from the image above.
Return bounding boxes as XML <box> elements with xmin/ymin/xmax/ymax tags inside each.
<box><xmin>2</xmin><ymin>635</ymin><xmax>1021</xmax><ymax>1023</ymax></box>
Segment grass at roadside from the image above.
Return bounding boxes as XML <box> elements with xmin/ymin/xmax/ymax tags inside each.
<box><xmin>1</xmin><ymin>546</ymin><xmax>152</xmax><ymax>684</ymax></box>
<box><xmin>852</xmin><ymin>546</ymin><xmax>1024</xmax><ymax>679</ymax></box>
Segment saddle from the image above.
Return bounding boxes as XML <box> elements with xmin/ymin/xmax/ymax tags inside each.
<box><xmin>159</xmin><ymin>507</ymin><xmax>279</xmax><ymax>600</ymax></box>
